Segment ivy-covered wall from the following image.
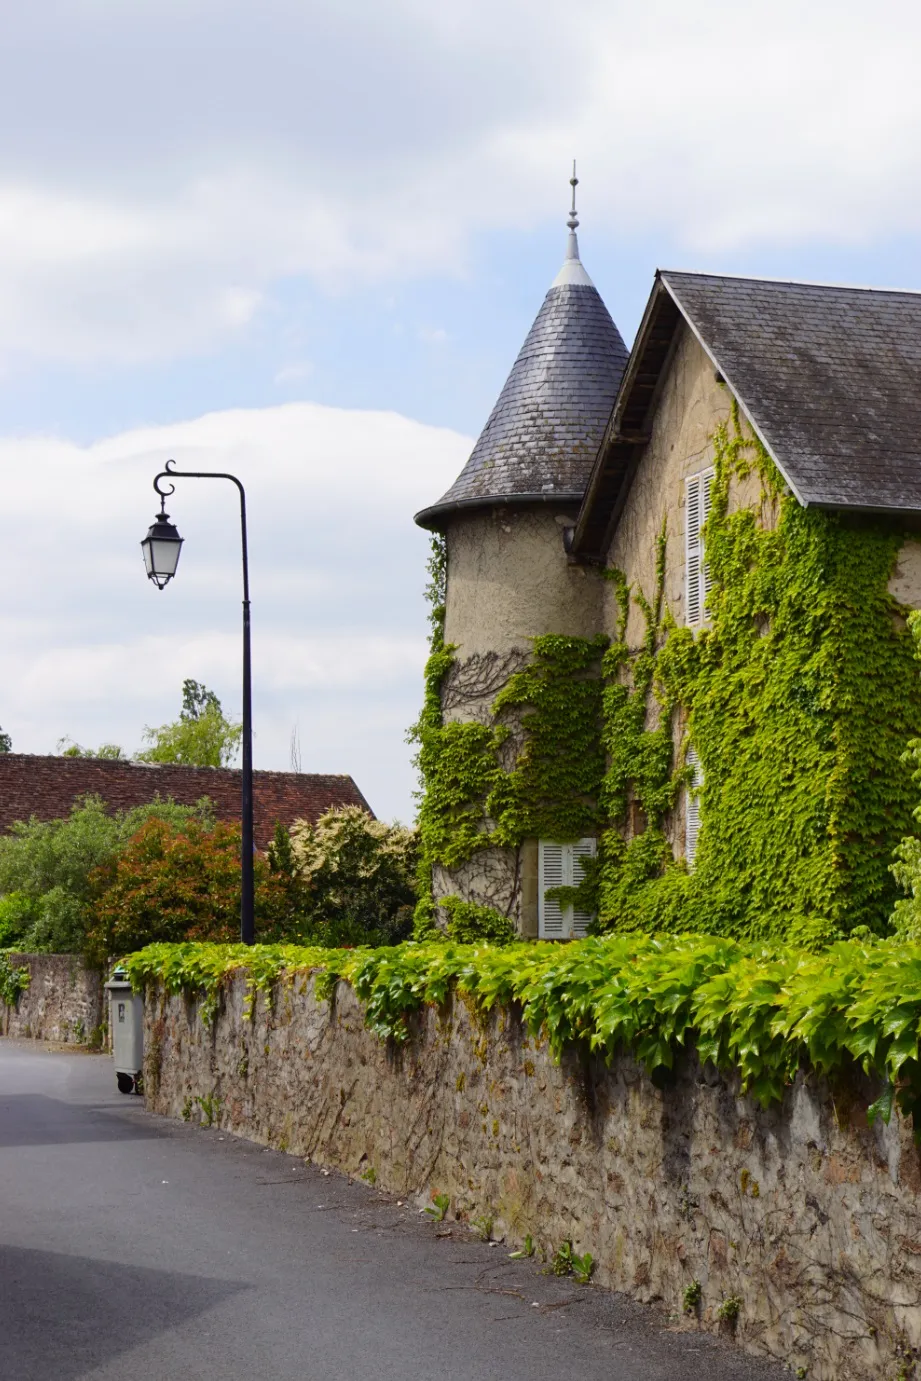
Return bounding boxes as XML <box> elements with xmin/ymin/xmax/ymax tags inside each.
<box><xmin>410</xmin><ymin>533</ymin><xmax>607</xmax><ymax>937</ymax></box>
<box><xmin>413</xmin><ymin>329</ymin><xmax>921</xmax><ymax>945</ymax></box>
<box><xmin>596</xmin><ymin>403</ymin><xmax>921</xmax><ymax>942</ymax></box>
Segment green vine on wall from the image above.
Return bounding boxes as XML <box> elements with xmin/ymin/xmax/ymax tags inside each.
<box><xmin>0</xmin><ymin>953</ymin><xmax>30</xmax><ymax>1007</ymax></box>
<box><xmin>409</xmin><ymin>537</ymin><xmax>607</xmax><ymax>937</ymax></box>
<box><xmin>593</xmin><ymin>401</ymin><xmax>921</xmax><ymax>944</ymax></box>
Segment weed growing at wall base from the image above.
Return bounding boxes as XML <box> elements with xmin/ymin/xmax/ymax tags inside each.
<box><xmin>125</xmin><ymin>931</ymin><xmax>921</xmax><ymax>1132</ymax></box>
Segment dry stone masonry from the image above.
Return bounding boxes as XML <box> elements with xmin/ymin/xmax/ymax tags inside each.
<box><xmin>144</xmin><ymin>970</ymin><xmax>921</xmax><ymax>1381</ymax></box>
<box><xmin>1</xmin><ymin>953</ymin><xmax>104</xmax><ymax>1044</ymax></box>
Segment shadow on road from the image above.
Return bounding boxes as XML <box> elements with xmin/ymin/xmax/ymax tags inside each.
<box><xmin>0</xmin><ymin>1244</ymin><xmax>247</xmax><ymax>1379</ymax></box>
<box><xmin>0</xmin><ymin>1093</ymin><xmax>160</xmax><ymax>1148</ymax></box>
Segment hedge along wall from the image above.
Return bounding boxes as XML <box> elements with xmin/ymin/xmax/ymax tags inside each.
<box><xmin>0</xmin><ymin>954</ymin><xmax>104</xmax><ymax>1044</ymax></box>
<box><xmin>141</xmin><ymin>956</ymin><xmax>921</xmax><ymax>1381</ymax></box>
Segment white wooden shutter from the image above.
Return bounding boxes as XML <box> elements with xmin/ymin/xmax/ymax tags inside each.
<box><xmin>685</xmin><ymin>748</ymin><xmax>701</xmax><ymax>868</ymax></box>
<box><xmin>539</xmin><ymin>839</ymin><xmax>597</xmax><ymax>939</ymax></box>
<box><xmin>701</xmin><ymin>471</ymin><xmax>714</xmax><ymax>616</ymax></box>
<box><xmin>686</xmin><ymin>470</ymin><xmax>714</xmax><ymax>625</ymax></box>
<box><xmin>571</xmin><ymin>837</ymin><xmax>597</xmax><ymax>937</ymax></box>
<box><xmin>686</xmin><ymin>474</ymin><xmax>702</xmax><ymax>624</ymax></box>
<box><xmin>538</xmin><ymin>841</ymin><xmax>567</xmax><ymax>938</ymax></box>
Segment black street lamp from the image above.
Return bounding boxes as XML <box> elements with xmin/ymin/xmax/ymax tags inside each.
<box><xmin>140</xmin><ymin>458</ymin><xmax>255</xmax><ymax>945</ymax></box>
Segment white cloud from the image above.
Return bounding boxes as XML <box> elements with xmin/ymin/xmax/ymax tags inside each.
<box><xmin>0</xmin><ymin>0</ymin><xmax>918</xmax><ymax>362</ymax></box>
<box><xmin>0</xmin><ymin>401</ymin><xmax>469</xmax><ymax>821</ymax></box>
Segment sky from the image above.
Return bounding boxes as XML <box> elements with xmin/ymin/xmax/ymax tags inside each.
<box><xmin>4</xmin><ymin>0</ymin><xmax>921</xmax><ymax>821</ymax></box>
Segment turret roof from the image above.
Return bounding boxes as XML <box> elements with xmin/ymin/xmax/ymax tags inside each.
<box><xmin>414</xmin><ymin>211</ymin><xmax>628</xmax><ymax>530</ymax></box>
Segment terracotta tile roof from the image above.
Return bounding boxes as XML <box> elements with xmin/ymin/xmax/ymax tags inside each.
<box><xmin>0</xmin><ymin>754</ymin><xmax>373</xmax><ymax>849</ymax></box>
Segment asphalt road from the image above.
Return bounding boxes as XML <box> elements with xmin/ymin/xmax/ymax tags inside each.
<box><xmin>0</xmin><ymin>1041</ymin><xmax>790</xmax><ymax>1381</ymax></box>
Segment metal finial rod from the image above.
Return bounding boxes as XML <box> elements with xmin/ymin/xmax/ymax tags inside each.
<box><xmin>568</xmin><ymin>159</ymin><xmax>579</xmax><ymax>231</ymax></box>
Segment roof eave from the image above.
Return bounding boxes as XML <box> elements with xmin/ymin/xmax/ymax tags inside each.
<box><xmin>414</xmin><ymin>490</ymin><xmax>586</xmax><ymax>531</ymax></box>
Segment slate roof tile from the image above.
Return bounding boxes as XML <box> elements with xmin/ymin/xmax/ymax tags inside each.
<box><xmin>661</xmin><ymin>271</ymin><xmax>921</xmax><ymax>512</ymax></box>
<box><xmin>415</xmin><ymin>276</ymin><xmax>628</xmax><ymax>527</ymax></box>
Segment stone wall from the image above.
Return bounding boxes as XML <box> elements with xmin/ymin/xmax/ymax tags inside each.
<box><xmin>146</xmin><ymin>970</ymin><xmax>921</xmax><ymax>1381</ymax></box>
<box><xmin>1</xmin><ymin>953</ymin><xmax>104</xmax><ymax>1043</ymax></box>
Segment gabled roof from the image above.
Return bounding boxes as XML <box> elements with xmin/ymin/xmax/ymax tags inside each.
<box><xmin>0</xmin><ymin>755</ymin><xmax>373</xmax><ymax>848</ymax></box>
<box><xmin>573</xmin><ymin>270</ymin><xmax>921</xmax><ymax>561</ymax></box>
<box><xmin>415</xmin><ymin>228</ymin><xmax>628</xmax><ymax>530</ymax></box>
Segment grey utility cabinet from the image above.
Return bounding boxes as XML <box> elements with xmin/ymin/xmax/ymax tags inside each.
<box><xmin>104</xmin><ymin>968</ymin><xmax>144</xmax><ymax>1095</ymax></box>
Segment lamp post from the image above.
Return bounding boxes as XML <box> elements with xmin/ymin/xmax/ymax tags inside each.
<box><xmin>140</xmin><ymin>458</ymin><xmax>255</xmax><ymax>945</ymax></box>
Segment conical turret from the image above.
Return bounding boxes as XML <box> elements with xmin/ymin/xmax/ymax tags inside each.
<box><xmin>415</xmin><ymin>174</ymin><xmax>628</xmax><ymax>529</ymax></box>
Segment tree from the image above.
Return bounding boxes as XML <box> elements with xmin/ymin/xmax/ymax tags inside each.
<box><xmin>0</xmin><ymin>727</ymin><xmax>11</xmax><ymax>753</ymax></box>
<box><xmin>138</xmin><ymin>678</ymin><xmax>242</xmax><ymax>768</ymax></box>
<box><xmin>0</xmin><ymin>794</ymin><xmax>214</xmax><ymax>955</ymax></box>
<box><xmin>57</xmin><ymin>738</ymin><xmax>126</xmax><ymax>759</ymax></box>
<box><xmin>289</xmin><ymin>807</ymin><xmax>417</xmax><ymax>946</ymax></box>
<box><xmin>85</xmin><ymin>816</ymin><xmax>300</xmax><ymax>963</ymax></box>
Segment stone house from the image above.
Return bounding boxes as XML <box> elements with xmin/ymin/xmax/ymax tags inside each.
<box><xmin>414</xmin><ymin>202</ymin><xmax>921</xmax><ymax>943</ymax></box>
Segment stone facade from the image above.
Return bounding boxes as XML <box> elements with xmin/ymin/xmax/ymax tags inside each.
<box><xmin>1</xmin><ymin>953</ymin><xmax>104</xmax><ymax>1043</ymax></box>
<box><xmin>146</xmin><ymin>970</ymin><xmax>921</xmax><ymax>1381</ymax></box>
<box><xmin>435</xmin><ymin>506</ymin><xmax>604</xmax><ymax>930</ymax></box>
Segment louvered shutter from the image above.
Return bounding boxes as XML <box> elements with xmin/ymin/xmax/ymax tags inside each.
<box><xmin>701</xmin><ymin>471</ymin><xmax>714</xmax><ymax>616</ymax></box>
<box><xmin>571</xmin><ymin>838</ymin><xmax>597</xmax><ymax>937</ymax></box>
<box><xmin>685</xmin><ymin>748</ymin><xmax>701</xmax><ymax>867</ymax></box>
<box><xmin>538</xmin><ymin>841</ymin><xmax>567</xmax><ymax>938</ymax></box>
<box><xmin>686</xmin><ymin>475</ymin><xmax>702</xmax><ymax>624</ymax></box>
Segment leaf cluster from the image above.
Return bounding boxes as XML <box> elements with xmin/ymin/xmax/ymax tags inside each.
<box><xmin>124</xmin><ymin>930</ymin><xmax>921</xmax><ymax>1131</ymax></box>
<box><xmin>0</xmin><ymin>794</ymin><xmax>215</xmax><ymax>955</ymax></box>
<box><xmin>594</xmin><ymin>404</ymin><xmax>921</xmax><ymax>943</ymax></box>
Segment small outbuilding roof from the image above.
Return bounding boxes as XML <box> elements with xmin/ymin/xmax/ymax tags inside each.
<box><xmin>574</xmin><ymin>270</ymin><xmax>921</xmax><ymax>560</ymax></box>
<box><xmin>415</xmin><ymin>219</ymin><xmax>628</xmax><ymax>530</ymax></box>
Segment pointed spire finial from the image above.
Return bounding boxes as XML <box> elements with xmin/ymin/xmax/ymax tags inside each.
<box><xmin>568</xmin><ymin>160</ymin><xmax>579</xmax><ymax>232</ymax></box>
<box><xmin>552</xmin><ymin>160</ymin><xmax>594</xmax><ymax>287</ymax></box>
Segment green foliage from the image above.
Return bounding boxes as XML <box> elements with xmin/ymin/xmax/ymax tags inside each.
<box><xmin>717</xmin><ymin>1295</ymin><xmax>741</xmax><ymax>1324</ymax></box>
<box><xmin>470</xmin><ymin>1213</ymin><xmax>494</xmax><ymax>1241</ymax></box>
<box><xmin>138</xmin><ymin>679</ymin><xmax>242</xmax><ymax>768</ymax></box>
<box><xmin>425</xmin><ymin>1193</ymin><xmax>451</xmax><ymax>1221</ymax></box>
<box><xmin>0</xmin><ymin>727</ymin><xmax>10</xmax><ymax>753</ymax></box>
<box><xmin>0</xmin><ymin>794</ymin><xmax>217</xmax><ymax>955</ymax></box>
<box><xmin>409</xmin><ymin>533</ymin><xmax>608</xmax><ymax>934</ymax></box>
<box><xmin>290</xmin><ymin>807</ymin><xmax>417</xmax><ymax>947</ymax></box>
<box><xmin>594</xmin><ymin>405</ymin><xmax>921</xmax><ymax>942</ymax></box>
<box><xmin>0</xmin><ymin>952</ymin><xmax>29</xmax><ymax>1006</ymax></box>
<box><xmin>509</xmin><ymin>1234</ymin><xmax>535</xmax><ymax>1260</ymax></box>
<box><xmin>57</xmin><ymin>738</ymin><xmax>126</xmax><ymax>759</ymax></box>
<box><xmin>489</xmin><ymin>634</ymin><xmax>608</xmax><ymax>844</ymax></box>
<box><xmin>682</xmin><ymin>1279</ymin><xmax>702</xmax><ymax>1314</ymax></box>
<box><xmin>84</xmin><ymin>815</ymin><xmax>307</xmax><ymax>965</ymax></box>
<box><xmin>440</xmin><ymin>896</ymin><xmax>516</xmax><ymax>945</ymax></box>
<box><xmin>125</xmin><ymin>930</ymin><xmax>921</xmax><ymax>1134</ymax></box>
<box><xmin>548</xmin><ymin>1240</ymin><xmax>594</xmax><ymax>1282</ymax></box>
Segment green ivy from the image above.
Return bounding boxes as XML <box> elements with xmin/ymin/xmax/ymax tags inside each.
<box><xmin>439</xmin><ymin>896</ymin><xmax>517</xmax><ymax>945</ymax></box>
<box><xmin>124</xmin><ymin>933</ymin><xmax>921</xmax><ymax>1129</ymax></box>
<box><xmin>0</xmin><ymin>953</ymin><xmax>30</xmax><ymax>1007</ymax></box>
<box><xmin>409</xmin><ymin>535</ymin><xmax>607</xmax><ymax>936</ymax></box>
<box><xmin>593</xmin><ymin>403</ymin><xmax>921</xmax><ymax>943</ymax></box>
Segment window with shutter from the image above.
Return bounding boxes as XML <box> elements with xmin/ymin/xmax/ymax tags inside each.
<box><xmin>685</xmin><ymin>469</ymin><xmax>714</xmax><ymax>625</ymax></box>
<box><xmin>685</xmin><ymin>748</ymin><xmax>702</xmax><ymax>867</ymax></box>
<box><xmin>571</xmin><ymin>837</ymin><xmax>597</xmax><ymax>937</ymax></box>
<box><xmin>538</xmin><ymin>839</ymin><xmax>597</xmax><ymax>939</ymax></box>
<box><xmin>538</xmin><ymin>841</ymin><xmax>566</xmax><ymax>938</ymax></box>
